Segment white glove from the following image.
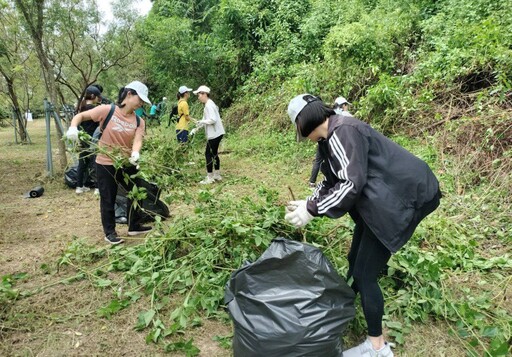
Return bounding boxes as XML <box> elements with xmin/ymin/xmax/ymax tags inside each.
<box><xmin>129</xmin><ymin>151</ymin><xmax>140</xmax><ymax>166</ymax></box>
<box><xmin>190</xmin><ymin>128</ymin><xmax>197</xmax><ymax>135</ymax></box>
<box><xmin>285</xmin><ymin>200</ymin><xmax>314</xmax><ymax>228</ymax></box>
<box><xmin>66</xmin><ymin>126</ymin><xmax>79</xmax><ymax>141</ymax></box>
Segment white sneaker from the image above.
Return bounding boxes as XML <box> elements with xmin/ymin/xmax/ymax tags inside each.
<box><xmin>94</xmin><ymin>188</ymin><xmax>100</xmax><ymax>195</ymax></box>
<box><xmin>76</xmin><ymin>186</ymin><xmax>90</xmax><ymax>194</ymax></box>
<box><xmin>343</xmin><ymin>338</ymin><xmax>394</xmax><ymax>357</ymax></box>
<box><xmin>213</xmin><ymin>172</ymin><xmax>222</xmax><ymax>181</ymax></box>
<box><xmin>199</xmin><ymin>175</ymin><xmax>215</xmax><ymax>184</ymax></box>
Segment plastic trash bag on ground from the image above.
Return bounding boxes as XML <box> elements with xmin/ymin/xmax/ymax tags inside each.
<box><xmin>116</xmin><ymin>180</ymin><xmax>170</xmax><ymax>223</ymax></box>
<box><xmin>225</xmin><ymin>237</ymin><xmax>356</xmax><ymax>357</ymax></box>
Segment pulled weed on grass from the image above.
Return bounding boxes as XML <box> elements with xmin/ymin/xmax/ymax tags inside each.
<box><xmin>10</xmin><ymin>124</ymin><xmax>509</xmax><ymax>355</ymax></box>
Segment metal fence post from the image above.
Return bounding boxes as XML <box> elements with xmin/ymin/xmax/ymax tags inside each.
<box><xmin>12</xmin><ymin>107</ymin><xmax>18</xmax><ymax>144</ymax></box>
<box><xmin>44</xmin><ymin>99</ymin><xmax>54</xmax><ymax>177</ymax></box>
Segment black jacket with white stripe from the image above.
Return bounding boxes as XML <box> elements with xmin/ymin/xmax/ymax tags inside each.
<box><xmin>307</xmin><ymin>115</ymin><xmax>440</xmax><ymax>253</ymax></box>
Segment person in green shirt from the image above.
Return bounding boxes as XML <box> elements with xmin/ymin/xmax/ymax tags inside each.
<box><xmin>149</xmin><ymin>103</ymin><xmax>158</xmax><ymax>125</ymax></box>
<box><xmin>135</xmin><ymin>106</ymin><xmax>147</xmax><ymax>119</ymax></box>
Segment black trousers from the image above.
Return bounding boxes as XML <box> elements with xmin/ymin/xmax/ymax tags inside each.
<box><xmin>205</xmin><ymin>135</ymin><xmax>223</xmax><ymax>173</ymax></box>
<box><xmin>347</xmin><ymin>211</ymin><xmax>391</xmax><ymax>337</ymax></box>
<box><xmin>76</xmin><ymin>142</ymin><xmax>94</xmax><ymax>187</ymax></box>
<box><xmin>96</xmin><ymin>164</ymin><xmax>142</xmax><ymax>235</ymax></box>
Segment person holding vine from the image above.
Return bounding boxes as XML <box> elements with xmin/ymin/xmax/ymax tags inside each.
<box><xmin>285</xmin><ymin>94</ymin><xmax>441</xmax><ymax>357</ymax></box>
<box><xmin>66</xmin><ymin>81</ymin><xmax>153</xmax><ymax>244</ymax></box>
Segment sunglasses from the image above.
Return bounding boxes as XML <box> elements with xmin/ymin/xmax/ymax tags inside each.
<box><xmin>333</xmin><ymin>103</ymin><xmax>347</xmax><ymax>109</ymax></box>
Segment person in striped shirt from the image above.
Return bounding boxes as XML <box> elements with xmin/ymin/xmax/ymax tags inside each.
<box><xmin>285</xmin><ymin>94</ymin><xmax>441</xmax><ymax>357</ymax></box>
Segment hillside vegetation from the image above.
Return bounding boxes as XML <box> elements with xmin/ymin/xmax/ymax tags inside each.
<box><xmin>143</xmin><ymin>0</ymin><xmax>511</xmax><ymax>193</ymax></box>
<box><xmin>1</xmin><ymin>0</ymin><xmax>511</xmax><ymax>356</ymax></box>
<box><xmin>125</xmin><ymin>0</ymin><xmax>512</xmax><ymax>354</ymax></box>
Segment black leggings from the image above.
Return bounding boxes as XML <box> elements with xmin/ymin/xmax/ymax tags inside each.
<box><xmin>205</xmin><ymin>135</ymin><xmax>223</xmax><ymax>173</ymax></box>
<box><xmin>347</xmin><ymin>212</ymin><xmax>391</xmax><ymax>337</ymax></box>
<box><xmin>96</xmin><ymin>164</ymin><xmax>142</xmax><ymax>235</ymax></box>
<box><xmin>76</xmin><ymin>143</ymin><xmax>94</xmax><ymax>187</ymax></box>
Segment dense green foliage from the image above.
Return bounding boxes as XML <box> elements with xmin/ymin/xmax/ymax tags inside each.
<box><xmin>2</xmin><ymin>0</ymin><xmax>511</xmax><ymax>355</ymax></box>
<box><xmin>113</xmin><ymin>0</ymin><xmax>512</xmax><ymax>353</ymax></box>
<box><xmin>141</xmin><ymin>0</ymin><xmax>512</xmax><ymax>133</ymax></box>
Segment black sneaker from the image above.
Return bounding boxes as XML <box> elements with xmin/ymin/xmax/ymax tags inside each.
<box><xmin>128</xmin><ymin>225</ymin><xmax>152</xmax><ymax>236</ymax></box>
<box><xmin>104</xmin><ymin>233</ymin><xmax>124</xmax><ymax>245</ymax></box>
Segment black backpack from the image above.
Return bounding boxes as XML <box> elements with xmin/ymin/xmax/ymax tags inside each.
<box><xmin>170</xmin><ymin>104</ymin><xmax>182</xmax><ymax>123</ymax></box>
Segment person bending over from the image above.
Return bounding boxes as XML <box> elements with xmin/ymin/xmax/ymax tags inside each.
<box><xmin>285</xmin><ymin>94</ymin><xmax>441</xmax><ymax>357</ymax></box>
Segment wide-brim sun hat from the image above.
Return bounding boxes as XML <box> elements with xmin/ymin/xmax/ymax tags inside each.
<box><xmin>287</xmin><ymin>93</ymin><xmax>319</xmax><ymax>141</ymax></box>
<box><xmin>125</xmin><ymin>81</ymin><xmax>151</xmax><ymax>105</ymax></box>
<box><xmin>179</xmin><ymin>86</ymin><xmax>193</xmax><ymax>94</ymax></box>
<box><xmin>193</xmin><ymin>85</ymin><xmax>211</xmax><ymax>94</ymax></box>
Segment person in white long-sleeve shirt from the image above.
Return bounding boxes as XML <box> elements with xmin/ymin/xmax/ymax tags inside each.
<box><xmin>190</xmin><ymin>85</ymin><xmax>225</xmax><ymax>184</ymax></box>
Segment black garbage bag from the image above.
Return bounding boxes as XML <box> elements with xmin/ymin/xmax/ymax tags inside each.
<box><xmin>225</xmin><ymin>237</ymin><xmax>356</xmax><ymax>357</ymax></box>
<box><xmin>115</xmin><ymin>179</ymin><xmax>170</xmax><ymax>224</ymax></box>
<box><xmin>115</xmin><ymin>195</ymin><xmax>128</xmax><ymax>224</ymax></box>
<box><xmin>64</xmin><ymin>164</ymin><xmax>78</xmax><ymax>188</ymax></box>
<box><xmin>64</xmin><ymin>159</ymin><xmax>96</xmax><ymax>188</ymax></box>
<box><xmin>137</xmin><ymin>180</ymin><xmax>170</xmax><ymax>222</ymax></box>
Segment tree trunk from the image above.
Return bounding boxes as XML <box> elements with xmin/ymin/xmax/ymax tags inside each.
<box><xmin>0</xmin><ymin>70</ymin><xmax>28</xmax><ymax>142</ymax></box>
<box><xmin>14</xmin><ymin>0</ymin><xmax>67</xmax><ymax>169</ymax></box>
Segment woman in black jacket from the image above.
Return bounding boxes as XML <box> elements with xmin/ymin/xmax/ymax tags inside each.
<box><xmin>285</xmin><ymin>94</ymin><xmax>441</xmax><ymax>357</ymax></box>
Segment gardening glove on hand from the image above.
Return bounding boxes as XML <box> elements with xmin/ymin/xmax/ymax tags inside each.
<box><xmin>129</xmin><ymin>151</ymin><xmax>140</xmax><ymax>166</ymax></box>
<box><xmin>285</xmin><ymin>200</ymin><xmax>314</xmax><ymax>228</ymax></box>
<box><xmin>66</xmin><ymin>126</ymin><xmax>79</xmax><ymax>142</ymax></box>
<box><xmin>190</xmin><ymin>128</ymin><xmax>197</xmax><ymax>136</ymax></box>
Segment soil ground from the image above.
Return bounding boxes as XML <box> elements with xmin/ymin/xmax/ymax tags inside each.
<box><xmin>0</xmin><ymin>119</ymin><xmax>498</xmax><ymax>356</ymax></box>
<box><xmin>0</xmin><ymin>120</ymin><xmax>231</xmax><ymax>356</ymax></box>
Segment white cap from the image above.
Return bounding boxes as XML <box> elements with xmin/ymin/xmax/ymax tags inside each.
<box><xmin>193</xmin><ymin>85</ymin><xmax>211</xmax><ymax>94</ymax></box>
<box><xmin>287</xmin><ymin>93</ymin><xmax>316</xmax><ymax>124</ymax></box>
<box><xmin>287</xmin><ymin>93</ymin><xmax>318</xmax><ymax>141</ymax></box>
<box><xmin>179</xmin><ymin>86</ymin><xmax>193</xmax><ymax>94</ymax></box>
<box><xmin>125</xmin><ymin>81</ymin><xmax>151</xmax><ymax>105</ymax></box>
<box><xmin>334</xmin><ymin>96</ymin><xmax>350</xmax><ymax>105</ymax></box>
<box><xmin>163</xmin><ymin>97</ymin><xmax>167</xmax><ymax>100</ymax></box>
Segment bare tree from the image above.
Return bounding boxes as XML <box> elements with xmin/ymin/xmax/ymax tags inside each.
<box><xmin>0</xmin><ymin>5</ymin><xmax>30</xmax><ymax>143</ymax></box>
<box><xmin>47</xmin><ymin>0</ymin><xmax>137</xmax><ymax>111</ymax></box>
<box><xmin>14</xmin><ymin>0</ymin><xmax>67</xmax><ymax>168</ymax></box>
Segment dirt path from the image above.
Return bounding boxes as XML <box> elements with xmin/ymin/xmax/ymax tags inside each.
<box><xmin>0</xmin><ymin>119</ymin><xmax>481</xmax><ymax>357</ymax></box>
<box><xmin>0</xmin><ymin>120</ymin><xmax>231</xmax><ymax>356</ymax></box>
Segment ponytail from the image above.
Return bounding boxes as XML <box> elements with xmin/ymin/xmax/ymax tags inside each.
<box><xmin>78</xmin><ymin>92</ymin><xmax>100</xmax><ymax>113</ymax></box>
<box><xmin>116</xmin><ymin>87</ymin><xmax>137</xmax><ymax>108</ymax></box>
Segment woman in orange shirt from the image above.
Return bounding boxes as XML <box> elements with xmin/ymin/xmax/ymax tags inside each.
<box><xmin>66</xmin><ymin>81</ymin><xmax>152</xmax><ymax>244</ymax></box>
